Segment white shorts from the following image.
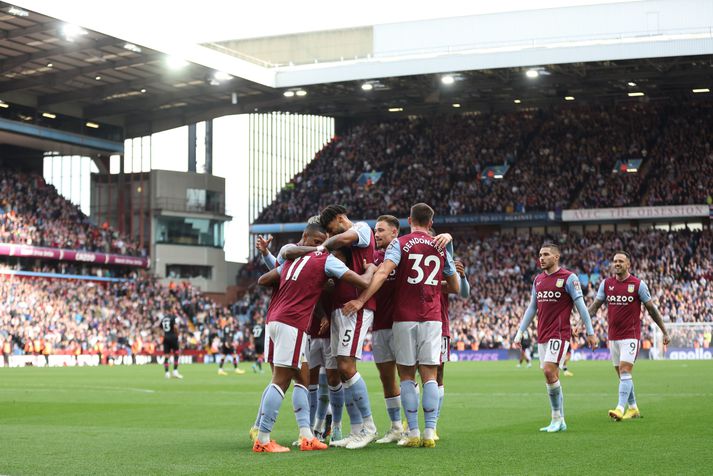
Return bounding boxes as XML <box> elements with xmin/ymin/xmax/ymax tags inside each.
<box><xmin>609</xmin><ymin>339</ymin><xmax>639</xmax><ymax>366</ymax></box>
<box><xmin>440</xmin><ymin>336</ymin><xmax>450</xmax><ymax>364</ymax></box>
<box><xmin>537</xmin><ymin>339</ymin><xmax>570</xmax><ymax>369</ymax></box>
<box><xmin>265</xmin><ymin>321</ymin><xmax>306</xmax><ymax>369</ymax></box>
<box><xmin>308</xmin><ymin>336</ymin><xmax>330</xmax><ymax>369</ymax></box>
<box><xmin>372</xmin><ymin>329</ymin><xmax>395</xmax><ymax>364</ymax></box>
<box><xmin>330</xmin><ymin>308</ymin><xmax>373</xmax><ymax>361</ymax></box>
<box><xmin>393</xmin><ymin>321</ymin><xmax>442</xmax><ymax>366</ymax></box>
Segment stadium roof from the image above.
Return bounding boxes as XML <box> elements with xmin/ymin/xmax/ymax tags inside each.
<box><xmin>1</xmin><ymin>1</ymin><xmax>712</xmax><ymax>140</ymax></box>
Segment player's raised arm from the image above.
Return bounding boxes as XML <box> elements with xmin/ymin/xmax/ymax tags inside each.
<box><xmin>256</xmin><ymin>234</ymin><xmax>273</xmax><ymax>256</ymax></box>
<box><xmin>257</xmin><ymin>268</ymin><xmax>281</xmax><ymax>287</ymax></box>
<box><xmin>514</xmin><ymin>283</ymin><xmax>537</xmax><ymax>347</ymax></box>
<box><xmin>455</xmin><ymin>260</ymin><xmax>471</xmax><ymax>298</ymax></box>
<box><xmin>442</xmin><ymin>248</ymin><xmax>460</xmax><ymax>295</ymax></box>
<box><xmin>322</xmin><ymin>228</ymin><xmax>360</xmax><ymax>251</ymax></box>
<box><xmin>565</xmin><ymin>274</ymin><xmax>598</xmax><ymax>348</ymax></box>
<box><xmin>588</xmin><ymin>280</ymin><xmax>606</xmax><ymax>316</ymax></box>
<box><xmin>639</xmin><ymin>281</ymin><xmax>671</xmax><ymax>345</ymax></box>
<box><xmin>282</xmin><ymin>244</ymin><xmax>317</xmax><ymax>261</ymax></box>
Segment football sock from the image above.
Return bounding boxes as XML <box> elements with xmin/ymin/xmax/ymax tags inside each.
<box><xmin>422</xmin><ymin>380</ymin><xmax>439</xmax><ymax>430</ymax></box>
<box><xmin>308</xmin><ymin>384</ymin><xmax>319</xmax><ymax>426</ymax></box>
<box><xmin>258</xmin><ymin>383</ymin><xmax>285</xmax><ymax>443</ymax></box>
<box><xmin>163</xmin><ymin>358</ymin><xmax>169</xmax><ymax>373</ymax></box>
<box><xmin>254</xmin><ymin>385</ymin><xmax>270</xmax><ymax>427</ymax></box>
<box><xmin>436</xmin><ymin>385</ymin><xmax>445</xmax><ymax>420</ymax></box>
<box><xmin>343</xmin><ymin>381</ymin><xmax>363</xmax><ymax>432</ymax></box>
<box><xmin>293</xmin><ymin>384</ymin><xmax>313</xmax><ymax>439</ymax></box>
<box><xmin>546</xmin><ymin>380</ymin><xmax>563</xmax><ymax>419</ymax></box>
<box><xmin>385</xmin><ymin>395</ymin><xmax>402</xmax><ymax>424</ymax></box>
<box><xmin>315</xmin><ymin>372</ymin><xmax>329</xmax><ymax>430</ymax></box>
<box><xmin>328</xmin><ymin>384</ymin><xmax>345</xmax><ymax>429</ymax></box>
<box><xmin>344</xmin><ymin>372</ymin><xmax>373</xmax><ymax>419</ymax></box>
<box><xmin>219</xmin><ymin>357</ymin><xmax>225</xmax><ymax>369</ymax></box>
<box><xmin>173</xmin><ymin>354</ymin><xmax>179</xmax><ymax>370</ymax></box>
<box><xmin>618</xmin><ymin>372</ymin><xmax>633</xmax><ymax>412</ymax></box>
<box><xmin>628</xmin><ymin>387</ymin><xmax>638</xmax><ymax>410</ymax></box>
<box><xmin>400</xmin><ymin>380</ymin><xmax>420</xmax><ymax>437</ymax></box>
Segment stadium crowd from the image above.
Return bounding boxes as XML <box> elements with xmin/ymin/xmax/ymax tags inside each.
<box><xmin>256</xmin><ymin>102</ymin><xmax>713</xmax><ymax>223</ymax></box>
<box><xmin>0</xmin><ymin>273</ymin><xmax>257</xmax><ymax>360</ymax></box>
<box><xmin>0</xmin><ymin>170</ymin><xmax>145</xmax><ymax>256</ymax></box>
<box><xmin>2</xmin><ymin>224</ymin><xmax>710</xmax><ymax>358</ymax></box>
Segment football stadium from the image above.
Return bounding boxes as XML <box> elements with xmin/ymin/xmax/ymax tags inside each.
<box><xmin>1</xmin><ymin>0</ymin><xmax>712</xmax><ymax>474</ymax></box>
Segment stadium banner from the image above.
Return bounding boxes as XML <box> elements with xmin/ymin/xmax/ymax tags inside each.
<box><xmin>250</xmin><ymin>211</ymin><xmax>557</xmax><ymax>234</ymax></box>
<box><xmin>665</xmin><ymin>348</ymin><xmax>713</xmax><ymax>360</ymax></box>
<box><xmin>0</xmin><ymin>269</ymin><xmax>127</xmax><ymax>282</ymax></box>
<box><xmin>436</xmin><ymin>211</ymin><xmax>555</xmax><ymax>225</ymax></box>
<box><xmin>2</xmin><ymin>351</ymin><xmax>206</xmax><ymax>368</ymax></box>
<box><xmin>0</xmin><ymin>242</ymin><xmax>149</xmax><ymax>268</ymax></box>
<box><xmin>562</xmin><ymin>204</ymin><xmax>709</xmax><ymax>222</ymax></box>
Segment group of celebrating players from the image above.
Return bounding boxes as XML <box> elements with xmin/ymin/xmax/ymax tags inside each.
<box><xmin>160</xmin><ymin>201</ymin><xmax>671</xmax><ymax>453</ymax></box>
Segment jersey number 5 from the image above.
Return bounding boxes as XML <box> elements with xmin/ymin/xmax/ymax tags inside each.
<box><xmin>407</xmin><ymin>254</ymin><xmax>441</xmax><ymax>286</ymax></box>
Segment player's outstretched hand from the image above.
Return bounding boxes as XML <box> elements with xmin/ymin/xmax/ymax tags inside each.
<box><xmin>342</xmin><ymin>299</ymin><xmax>364</xmax><ymax>316</ymax></box>
<box><xmin>433</xmin><ymin>233</ymin><xmax>452</xmax><ymax>249</ymax></box>
<box><xmin>586</xmin><ymin>334</ymin><xmax>598</xmax><ymax>349</ymax></box>
<box><xmin>256</xmin><ymin>235</ymin><xmax>273</xmax><ymax>256</ymax></box>
<box><xmin>662</xmin><ymin>332</ymin><xmax>671</xmax><ymax>346</ymax></box>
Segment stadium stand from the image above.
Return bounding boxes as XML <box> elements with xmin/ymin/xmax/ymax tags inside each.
<box><xmin>255</xmin><ymin>102</ymin><xmax>713</xmax><ymax>223</ymax></box>
<box><xmin>0</xmin><ymin>169</ymin><xmax>252</xmax><ymax>359</ymax></box>
<box><xmin>3</xmin><ymin>105</ymin><xmax>712</xmax><ymax>357</ymax></box>
<box><xmin>232</xmin><ymin>228</ymin><xmax>712</xmax><ymax>353</ymax></box>
<box><xmin>1</xmin><ymin>171</ymin><xmax>145</xmax><ymax>256</ymax></box>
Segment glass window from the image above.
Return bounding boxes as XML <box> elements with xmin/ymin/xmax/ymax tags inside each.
<box><xmin>186</xmin><ymin>188</ymin><xmax>207</xmax><ymax>211</ymax></box>
<box><xmin>166</xmin><ymin>264</ymin><xmax>212</xmax><ymax>279</ymax></box>
<box><xmin>156</xmin><ymin>217</ymin><xmax>224</xmax><ymax>248</ymax></box>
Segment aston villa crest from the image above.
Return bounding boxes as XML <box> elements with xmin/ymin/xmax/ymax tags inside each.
<box><xmin>628</xmin><ymin>284</ymin><xmax>635</xmax><ymax>293</ymax></box>
<box><xmin>556</xmin><ymin>278</ymin><xmax>564</xmax><ymax>288</ymax></box>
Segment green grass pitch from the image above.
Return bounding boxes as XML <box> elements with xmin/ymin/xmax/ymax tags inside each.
<box><xmin>1</xmin><ymin>360</ymin><xmax>712</xmax><ymax>475</ymax></box>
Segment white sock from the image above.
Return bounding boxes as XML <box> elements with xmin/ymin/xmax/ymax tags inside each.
<box><xmin>424</xmin><ymin>428</ymin><xmax>436</xmax><ymax>440</ymax></box>
<box><xmin>391</xmin><ymin>420</ymin><xmax>404</xmax><ymax>431</ymax></box>
<box><xmin>408</xmin><ymin>428</ymin><xmax>420</xmax><ymax>438</ymax></box>
<box><xmin>299</xmin><ymin>427</ymin><xmax>313</xmax><ymax>439</ymax></box>
<box><xmin>257</xmin><ymin>430</ymin><xmax>270</xmax><ymax>444</ymax></box>
<box><xmin>363</xmin><ymin>415</ymin><xmax>375</xmax><ymax>431</ymax></box>
<box><xmin>350</xmin><ymin>423</ymin><xmax>363</xmax><ymax>435</ymax></box>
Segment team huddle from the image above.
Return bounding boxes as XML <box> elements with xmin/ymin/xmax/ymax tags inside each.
<box><xmin>167</xmin><ymin>202</ymin><xmax>670</xmax><ymax>453</ymax></box>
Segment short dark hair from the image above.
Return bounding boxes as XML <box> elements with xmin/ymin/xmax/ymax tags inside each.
<box><xmin>541</xmin><ymin>243</ymin><xmax>560</xmax><ymax>255</ymax></box>
<box><xmin>410</xmin><ymin>203</ymin><xmax>434</xmax><ymax>226</ymax></box>
<box><xmin>614</xmin><ymin>250</ymin><xmax>631</xmax><ymax>261</ymax></box>
<box><xmin>304</xmin><ymin>223</ymin><xmax>327</xmax><ymax>236</ymax></box>
<box><xmin>319</xmin><ymin>205</ymin><xmax>347</xmax><ymax>229</ymax></box>
<box><xmin>376</xmin><ymin>214</ymin><xmax>400</xmax><ymax>232</ymax></box>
